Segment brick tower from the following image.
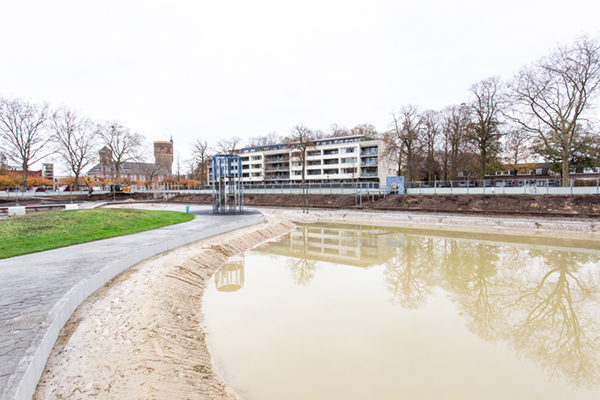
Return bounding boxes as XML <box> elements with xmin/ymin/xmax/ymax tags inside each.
<box><xmin>154</xmin><ymin>136</ymin><xmax>173</xmax><ymax>174</ymax></box>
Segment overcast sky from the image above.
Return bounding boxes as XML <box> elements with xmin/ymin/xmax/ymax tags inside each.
<box><xmin>1</xmin><ymin>0</ymin><xmax>599</xmax><ymax>171</ymax></box>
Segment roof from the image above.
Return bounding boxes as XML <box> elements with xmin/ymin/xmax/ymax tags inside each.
<box><xmin>86</xmin><ymin>161</ymin><xmax>170</xmax><ymax>176</ymax></box>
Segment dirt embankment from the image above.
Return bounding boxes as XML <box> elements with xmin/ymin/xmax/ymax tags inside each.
<box><xmin>34</xmin><ymin>215</ymin><xmax>295</xmax><ymax>400</ymax></box>
<box><xmin>170</xmin><ymin>193</ymin><xmax>600</xmax><ymax>218</ymax></box>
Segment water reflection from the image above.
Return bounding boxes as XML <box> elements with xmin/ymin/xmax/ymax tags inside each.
<box><xmin>250</xmin><ymin>223</ymin><xmax>600</xmax><ymax>389</ymax></box>
<box><xmin>383</xmin><ymin>234</ymin><xmax>600</xmax><ymax>388</ymax></box>
<box><xmin>215</xmin><ymin>255</ymin><xmax>245</xmax><ymax>292</ymax></box>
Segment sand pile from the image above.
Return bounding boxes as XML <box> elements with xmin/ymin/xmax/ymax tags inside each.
<box><xmin>34</xmin><ymin>215</ymin><xmax>294</xmax><ymax>400</ymax></box>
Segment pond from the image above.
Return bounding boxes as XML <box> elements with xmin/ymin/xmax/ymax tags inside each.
<box><xmin>203</xmin><ymin>222</ymin><xmax>600</xmax><ymax>400</ymax></box>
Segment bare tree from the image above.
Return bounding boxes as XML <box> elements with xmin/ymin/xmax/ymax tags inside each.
<box><xmin>191</xmin><ymin>139</ymin><xmax>210</xmax><ymax>186</ymax></box>
<box><xmin>0</xmin><ymin>97</ymin><xmax>51</xmax><ymax>189</ymax></box>
<box><xmin>351</xmin><ymin>123</ymin><xmax>378</xmax><ymax>138</ymax></box>
<box><xmin>503</xmin><ymin>128</ymin><xmax>534</xmax><ymax>176</ymax></box>
<box><xmin>507</xmin><ymin>34</ymin><xmax>600</xmax><ymax>186</ymax></box>
<box><xmin>384</xmin><ymin>105</ymin><xmax>423</xmax><ymax>185</ymax></box>
<box><xmin>96</xmin><ymin>122</ymin><xmax>145</xmax><ymax>183</ymax></box>
<box><xmin>139</xmin><ymin>162</ymin><xmax>163</xmax><ymax>189</ymax></box>
<box><xmin>440</xmin><ymin>104</ymin><xmax>471</xmax><ymax>180</ymax></box>
<box><xmin>421</xmin><ymin>110</ymin><xmax>440</xmax><ymax>182</ymax></box>
<box><xmin>246</xmin><ymin>132</ymin><xmax>282</xmax><ymax>147</ymax></box>
<box><xmin>467</xmin><ymin>76</ymin><xmax>504</xmax><ymax>181</ymax></box>
<box><xmin>289</xmin><ymin>125</ymin><xmax>315</xmax><ymax>213</ymax></box>
<box><xmin>327</xmin><ymin>123</ymin><xmax>350</xmax><ymax>137</ymax></box>
<box><xmin>215</xmin><ymin>136</ymin><xmax>242</xmax><ymax>155</ymax></box>
<box><xmin>51</xmin><ymin>107</ymin><xmax>97</xmax><ymax>190</ymax></box>
<box><xmin>0</xmin><ymin>151</ymin><xmax>7</xmax><ymax>174</ymax></box>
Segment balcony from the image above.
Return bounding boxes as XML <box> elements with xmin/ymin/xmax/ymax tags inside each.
<box><xmin>361</xmin><ymin>166</ymin><xmax>378</xmax><ymax>177</ymax></box>
<box><xmin>265</xmin><ymin>172</ymin><xmax>290</xmax><ymax>180</ymax></box>
<box><xmin>265</xmin><ymin>165</ymin><xmax>290</xmax><ymax>172</ymax></box>
<box><xmin>361</xmin><ymin>147</ymin><xmax>378</xmax><ymax>156</ymax></box>
<box><xmin>361</xmin><ymin>156</ymin><xmax>378</xmax><ymax>166</ymax></box>
<box><xmin>264</xmin><ymin>155</ymin><xmax>290</xmax><ymax>163</ymax></box>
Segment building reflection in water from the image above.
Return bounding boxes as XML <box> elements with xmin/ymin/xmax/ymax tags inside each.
<box><xmin>216</xmin><ymin>222</ymin><xmax>600</xmax><ymax>388</ymax></box>
<box><xmin>215</xmin><ymin>255</ymin><xmax>245</xmax><ymax>292</ymax></box>
<box><xmin>256</xmin><ymin>222</ymin><xmax>404</xmax><ymax>279</ymax></box>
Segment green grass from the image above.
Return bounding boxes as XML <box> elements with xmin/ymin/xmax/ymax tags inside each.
<box><xmin>0</xmin><ymin>208</ymin><xmax>195</xmax><ymax>259</ymax></box>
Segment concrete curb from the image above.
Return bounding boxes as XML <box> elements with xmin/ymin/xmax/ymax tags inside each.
<box><xmin>3</xmin><ymin>212</ymin><xmax>264</xmax><ymax>400</ymax></box>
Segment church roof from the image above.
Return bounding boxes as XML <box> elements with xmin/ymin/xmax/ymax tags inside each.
<box><xmin>87</xmin><ymin>161</ymin><xmax>170</xmax><ymax>176</ymax></box>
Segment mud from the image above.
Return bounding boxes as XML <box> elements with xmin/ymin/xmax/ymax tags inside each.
<box><xmin>170</xmin><ymin>193</ymin><xmax>600</xmax><ymax>218</ymax></box>
<box><xmin>33</xmin><ymin>215</ymin><xmax>295</xmax><ymax>400</ymax></box>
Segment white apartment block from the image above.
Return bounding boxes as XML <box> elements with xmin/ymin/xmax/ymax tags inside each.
<box><xmin>236</xmin><ymin>135</ymin><xmax>396</xmax><ymax>184</ymax></box>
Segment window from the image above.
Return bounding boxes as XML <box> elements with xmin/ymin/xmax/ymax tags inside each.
<box><xmin>342</xmin><ymin>168</ymin><xmax>357</xmax><ymax>174</ymax></box>
<box><xmin>323</xmin><ymin>158</ymin><xmax>338</xmax><ymax>165</ymax></box>
<box><xmin>323</xmin><ymin>168</ymin><xmax>339</xmax><ymax>175</ymax></box>
<box><xmin>251</xmin><ymin>155</ymin><xmax>262</xmax><ymax>161</ymax></box>
<box><xmin>292</xmin><ymin>161</ymin><xmax>302</xmax><ymax>167</ymax></box>
<box><xmin>293</xmin><ymin>171</ymin><xmax>302</xmax><ymax>176</ymax></box>
<box><xmin>323</xmin><ymin>149</ymin><xmax>339</xmax><ymax>155</ymax></box>
<box><xmin>241</xmin><ymin>157</ymin><xmax>249</xmax><ymax>162</ymax></box>
<box><xmin>242</xmin><ymin>173</ymin><xmax>249</xmax><ymax>177</ymax></box>
<box><xmin>252</xmin><ymin>164</ymin><xmax>261</xmax><ymax>169</ymax></box>
<box><xmin>308</xmin><ymin>160</ymin><xmax>321</xmax><ymax>166</ymax></box>
<box><xmin>341</xmin><ymin>147</ymin><xmax>356</xmax><ymax>153</ymax></box>
<box><xmin>341</xmin><ymin>157</ymin><xmax>357</xmax><ymax>164</ymax></box>
<box><xmin>307</xmin><ymin>150</ymin><xmax>321</xmax><ymax>156</ymax></box>
<box><xmin>307</xmin><ymin>169</ymin><xmax>321</xmax><ymax>175</ymax></box>
<box><xmin>536</xmin><ymin>168</ymin><xmax>543</xmax><ymax>175</ymax></box>
<box><xmin>251</xmin><ymin>172</ymin><xmax>262</xmax><ymax>177</ymax></box>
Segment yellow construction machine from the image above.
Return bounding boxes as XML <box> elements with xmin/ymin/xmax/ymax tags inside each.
<box><xmin>84</xmin><ymin>176</ymin><xmax>131</xmax><ymax>195</ymax></box>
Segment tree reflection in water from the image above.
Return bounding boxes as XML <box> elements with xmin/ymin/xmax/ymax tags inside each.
<box><xmin>502</xmin><ymin>250</ymin><xmax>600</xmax><ymax>388</ymax></box>
<box><xmin>253</xmin><ymin>223</ymin><xmax>600</xmax><ymax>388</ymax></box>
<box><xmin>285</xmin><ymin>225</ymin><xmax>321</xmax><ymax>285</ymax></box>
<box><xmin>384</xmin><ymin>234</ymin><xmax>600</xmax><ymax>388</ymax></box>
<box><xmin>385</xmin><ymin>236</ymin><xmax>436</xmax><ymax>309</ymax></box>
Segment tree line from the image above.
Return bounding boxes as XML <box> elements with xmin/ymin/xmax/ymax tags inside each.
<box><xmin>0</xmin><ymin>100</ymin><xmax>147</xmax><ymax>190</ymax></box>
<box><xmin>189</xmin><ymin>34</ymin><xmax>600</xmax><ymax>188</ymax></box>
<box><xmin>384</xmin><ymin>34</ymin><xmax>600</xmax><ymax>186</ymax></box>
<box><xmin>4</xmin><ymin>34</ymin><xmax>598</xmax><ymax>190</ymax></box>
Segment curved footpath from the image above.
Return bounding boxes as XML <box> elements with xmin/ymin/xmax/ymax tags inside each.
<box><xmin>0</xmin><ymin>205</ymin><xmax>264</xmax><ymax>400</ymax></box>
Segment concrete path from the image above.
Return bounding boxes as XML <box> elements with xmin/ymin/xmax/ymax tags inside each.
<box><xmin>0</xmin><ymin>205</ymin><xmax>263</xmax><ymax>400</ymax></box>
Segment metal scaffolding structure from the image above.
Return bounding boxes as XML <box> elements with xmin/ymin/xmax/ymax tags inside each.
<box><xmin>211</xmin><ymin>155</ymin><xmax>244</xmax><ymax>213</ymax></box>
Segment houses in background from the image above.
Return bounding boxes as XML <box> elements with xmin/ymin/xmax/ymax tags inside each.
<box><xmin>86</xmin><ymin>139</ymin><xmax>174</xmax><ymax>188</ymax></box>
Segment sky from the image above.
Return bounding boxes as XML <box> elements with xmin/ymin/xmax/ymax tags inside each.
<box><xmin>1</xmin><ymin>0</ymin><xmax>599</xmax><ymax>172</ymax></box>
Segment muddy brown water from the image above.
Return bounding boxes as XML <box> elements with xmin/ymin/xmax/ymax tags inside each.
<box><xmin>204</xmin><ymin>222</ymin><xmax>600</xmax><ymax>400</ymax></box>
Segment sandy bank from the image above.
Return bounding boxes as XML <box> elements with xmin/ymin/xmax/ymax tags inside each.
<box><xmin>260</xmin><ymin>208</ymin><xmax>600</xmax><ymax>239</ymax></box>
<box><xmin>34</xmin><ymin>215</ymin><xmax>294</xmax><ymax>400</ymax></box>
<box><xmin>32</xmin><ymin>207</ymin><xmax>599</xmax><ymax>400</ymax></box>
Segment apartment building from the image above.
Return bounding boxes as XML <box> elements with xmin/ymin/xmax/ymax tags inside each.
<box><xmin>255</xmin><ymin>222</ymin><xmax>403</xmax><ymax>268</ymax></box>
<box><xmin>236</xmin><ymin>135</ymin><xmax>396</xmax><ymax>184</ymax></box>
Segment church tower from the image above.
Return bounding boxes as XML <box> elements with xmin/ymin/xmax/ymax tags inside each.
<box><xmin>154</xmin><ymin>136</ymin><xmax>173</xmax><ymax>175</ymax></box>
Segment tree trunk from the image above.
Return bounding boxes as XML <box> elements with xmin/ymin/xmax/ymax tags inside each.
<box><xmin>479</xmin><ymin>148</ymin><xmax>486</xmax><ymax>182</ymax></box>
<box><xmin>405</xmin><ymin>150</ymin><xmax>412</xmax><ymax>187</ymax></box>
<box><xmin>21</xmin><ymin>163</ymin><xmax>28</xmax><ymax>191</ymax></box>
<box><xmin>74</xmin><ymin>173</ymin><xmax>80</xmax><ymax>191</ymax></box>
<box><xmin>562</xmin><ymin>152</ymin><xmax>570</xmax><ymax>187</ymax></box>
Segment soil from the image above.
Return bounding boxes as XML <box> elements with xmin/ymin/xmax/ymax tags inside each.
<box><xmin>34</xmin><ymin>214</ymin><xmax>295</xmax><ymax>400</ymax></box>
<box><xmin>5</xmin><ymin>192</ymin><xmax>600</xmax><ymax>218</ymax></box>
<box><xmin>169</xmin><ymin>193</ymin><xmax>600</xmax><ymax>219</ymax></box>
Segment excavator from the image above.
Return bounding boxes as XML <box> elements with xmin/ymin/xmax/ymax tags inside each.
<box><xmin>84</xmin><ymin>176</ymin><xmax>131</xmax><ymax>196</ymax></box>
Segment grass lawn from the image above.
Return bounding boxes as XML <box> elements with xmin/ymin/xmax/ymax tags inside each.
<box><xmin>0</xmin><ymin>208</ymin><xmax>195</xmax><ymax>259</ymax></box>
